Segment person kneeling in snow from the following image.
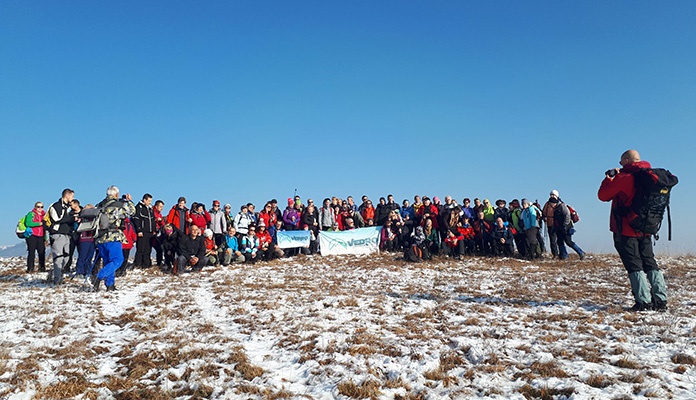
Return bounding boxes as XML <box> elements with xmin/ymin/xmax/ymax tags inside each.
<box><xmin>176</xmin><ymin>224</ymin><xmax>206</xmax><ymax>273</ymax></box>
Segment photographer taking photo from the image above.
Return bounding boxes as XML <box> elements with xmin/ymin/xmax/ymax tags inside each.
<box><xmin>598</xmin><ymin>149</ymin><xmax>668</xmax><ymax>312</ymax></box>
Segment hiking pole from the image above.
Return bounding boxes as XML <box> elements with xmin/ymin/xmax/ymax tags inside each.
<box><xmin>86</xmin><ymin>249</ymin><xmax>101</xmax><ymax>284</ymax></box>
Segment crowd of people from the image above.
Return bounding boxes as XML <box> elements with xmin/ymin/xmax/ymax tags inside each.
<box><xmin>22</xmin><ymin>187</ymin><xmax>585</xmax><ymax>290</ymax></box>
<box><xmin>18</xmin><ymin>149</ymin><xmax>668</xmax><ymax>314</ymax></box>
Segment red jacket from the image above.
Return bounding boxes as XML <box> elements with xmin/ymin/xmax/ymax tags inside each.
<box><xmin>361</xmin><ymin>206</ymin><xmax>375</xmax><ymax>223</ymax></box>
<box><xmin>121</xmin><ymin>220</ymin><xmax>137</xmax><ymax>250</ymax></box>
<box><xmin>417</xmin><ymin>204</ymin><xmax>440</xmax><ymax>229</ymax></box>
<box><xmin>166</xmin><ymin>206</ymin><xmax>190</xmax><ymax>234</ymax></box>
<box><xmin>154</xmin><ymin>209</ymin><xmax>165</xmax><ymax>232</ymax></box>
<box><xmin>190</xmin><ymin>212</ymin><xmax>208</xmax><ymax>233</ymax></box>
<box><xmin>444</xmin><ymin>232</ymin><xmax>464</xmax><ymax>248</ymax></box>
<box><xmin>598</xmin><ymin>160</ymin><xmax>652</xmax><ymax>237</ymax></box>
<box><xmin>258</xmin><ymin>210</ymin><xmax>277</xmax><ymax>229</ymax></box>
<box><xmin>257</xmin><ymin>229</ymin><xmax>273</xmax><ymax>248</ymax></box>
<box><xmin>457</xmin><ymin>225</ymin><xmax>475</xmax><ymax>240</ymax></box>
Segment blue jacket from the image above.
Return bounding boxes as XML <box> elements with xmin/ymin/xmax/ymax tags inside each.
<box><xmin>400</xmin><ymin>206</ymin><xmax>415</xmax><ymax>221</ymax></box>
<box><xmin>225</xmin><ymin>234</ymin><xmax>240</xmax><ymax>251</ymax></box>
<box><xmin>521</xmin><ymin>206</ymin><xmax>541</xmax><ymax>230</ymax></box>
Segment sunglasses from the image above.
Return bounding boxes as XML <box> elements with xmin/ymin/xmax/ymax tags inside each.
<box><xmin>36</xmin><ymin>205</ymin><xmax>44</xmax><ymax>208</ymax></box>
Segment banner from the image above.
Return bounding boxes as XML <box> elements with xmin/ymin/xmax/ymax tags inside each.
<box><xmin>319</xmin><ymin>227</ymin><xmax>381</xmax><ymax>256</ymax></box>
<box><xmin>276</xmin><ymin>230</ymin><xmax>311</xmax><ymax>249</ymax></box>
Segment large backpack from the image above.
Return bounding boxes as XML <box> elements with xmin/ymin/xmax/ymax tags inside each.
<box><xmin>76</xmin><ymin>199</ymin><xmax>124</xmax><ymax>237</ymax></box>
<box><xmin>566</xmin><ymin>204</ymin><xmax>580</xmax><ymax>223</ymax></box>
<box><xmin>16</xmin><ymin>215</ymin><xmax>28</xmax><ymax>239</ymax></box>
<box><xmin>629</xmin><ymin>168</ymin><xmax>678</xmax><ymax>240</ymax></box>
<box><xmin>404</xmin><ymin>243</ymin><xmax>424</xmax><ymax>262</ymax></box>
<box><xmin>76</xmin><ymin>207</ymin><xmax>101</xmax><ymax>233</ymax></box>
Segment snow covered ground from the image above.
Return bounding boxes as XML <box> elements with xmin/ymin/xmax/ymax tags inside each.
<box><xmin>0</xmin><ymin>253</ymin><xmax>694</xmax><ymax>399</ymax></box>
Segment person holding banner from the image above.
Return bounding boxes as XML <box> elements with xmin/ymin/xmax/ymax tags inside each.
<box><xmin>257</xmin><ymin>220</ymin><xmax>283</xmax><ymax>260</ymax></box>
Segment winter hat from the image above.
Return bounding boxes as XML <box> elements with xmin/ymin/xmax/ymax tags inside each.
<box><xmin>433</xmin><ymin>196</ymin><xmax>441</xmax><ymax>204</ymax></box>
<box><xmin>550</xmin><ymin>190</ymin><xmax>559</xmax><ymax>197</ymax></box>
<box><xmin>288</xmin><ymin>198</ymin><xmax>294</xmax><ymax>206</ymax></box>
<box><xmin>203</xmin><ymin>229</ymin><xmax>213</xmax><ymax>238</ymax></box>
<box><xmin>212</xmin><ymin>200</ymin><xmax>220</xmax><ymax>206</ymax></box>
<box><xmin>521</xmin><ymin>198</ymin><xmax>531</xmax><ymax>207</ymax></box>
<box><xmin>257</xmin><ymin>219</ymin><xmax>266</xmax><ymax>228</ymax></box>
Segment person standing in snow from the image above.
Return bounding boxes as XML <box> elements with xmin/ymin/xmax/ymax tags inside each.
<box><xmin>549</xmin><ymin>194</ymin><xmax>585</xmax><ymax>260</ymax></box>
<box><xmin>24</xmin><ymin>201</ymin><xmax>48</xmax><ymax>273</ymax></box>
<box><xmin>542</xmin><ymin>190</ymin><xmax>561</xmax><ymax>258</ymax></box>
<box><xmin>46</xmin><ymin>188</ymin><xmax>76</xmax><ymax>285</ymax></box>
<box><xmin>598</xmin><ymin>149</ymin><xmax>669</xmax><ymax>312</ymax></box>
<box><xmin>208</xmin><ymin>200</ymin><xmax>227</xmax><ymax>249</ymax></box>
<box><xmin>91</xmin><ymin>186</ymin><xmax>136</xmax><ymax>291</ymax></box>
<box><xmin>132</xmin><ymin>193</ymin><xmax>156</xmax><ymax>269</ymax></box>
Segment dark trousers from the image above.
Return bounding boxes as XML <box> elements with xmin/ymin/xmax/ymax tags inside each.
<box><xmin>514</xmin><ymin>233</ymin><xmax>526</xmax><ymax>258</ymax></box>
<box><xmin>134</xmin><ymin>232</ymin><xmax>153</xmax><ymax>267</ymax></box>
<box><xmin>547</xmin><ymin>226</ymin><xmax>558</xmax><ymax>257</ymax></box>
<box><xmin>613</xmin><ymin>234</ymin><xmax>658</xmax><ymax>274</ymax></box>
<box><xmin>493</xmin><ymin>240</ymin><xmax>514</xmax><ymax>257</ymax></box>
<box><xmin>26</xmin><ymin>235</ymin><xmax>46</xmax><ymax>272</ymax></box>
<box><xmin>214</xmin><ymin>233</ymin><xmax>225</xmax><ymax>248</ymax></box>
<box><xmin>116</xmin><ymin>248</ymin><xmax>132</xmax><ymax>276</ymax></box>
<box><xmin>525</xmin><ymin>227</ymin><xmax>540</xmax><ymax>259</ymax></box>
<box><xmin>151</xmin><ymin>234</ymin><xmax>163</xmax><ymax>265</ymax></box>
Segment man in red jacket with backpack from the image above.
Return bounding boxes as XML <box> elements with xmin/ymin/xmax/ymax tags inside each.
<box><xmin>598</xmin><ymin>149</ymin><xmax>668</xmax><ymax>312</ymax></box>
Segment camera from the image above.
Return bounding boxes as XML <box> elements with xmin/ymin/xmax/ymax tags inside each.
<box><xmin>605</xmin><ymin>169</ymin><xmax>618</xmax><ymax>178</ymax></box>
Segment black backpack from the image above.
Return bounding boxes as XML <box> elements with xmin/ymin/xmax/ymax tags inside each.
<box><xmin>629</xmin><ymin>168</ymin><xmax>678</xmax><ymax>240</ymax></box>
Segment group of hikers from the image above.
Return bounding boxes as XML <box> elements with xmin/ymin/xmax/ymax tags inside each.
<box><xmin>15</xmin><ymin>150</ymin><xmax>676</xmax><ymax>313</ymax></box>
<box><xmin>21</xmin><ymin>186</ymin><xmax>586</xmax><ymax>291</ymax></box>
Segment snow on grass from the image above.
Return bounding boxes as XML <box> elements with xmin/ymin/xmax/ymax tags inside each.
<box><xmin>0</xmin><ymin>253</ymin><xmax>695</xmax><ymax>399</ymax></box>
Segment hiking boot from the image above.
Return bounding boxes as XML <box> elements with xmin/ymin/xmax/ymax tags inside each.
<box><xmin>653</xmin><ymin>301</ymin><xmax>668</xmax><ymax>312</ymax></box>
<box><xmin>579</xmin><ymin>252</ymin><xmax>585</xmax><ymax>260</ymax></box>
<box><xmin>628</xmin><ymin>302</ymin><xmax>652</xmax><ymax>312</ymax></box>
<box><xmin>90</xmin><ymin>274</ymin><xmax>100</xmax><ymax>292</ymax></box>
<box><xmin>106</xmin><ymin>285</ymin><xmax>116</xmax><ymax>292</ymax></box>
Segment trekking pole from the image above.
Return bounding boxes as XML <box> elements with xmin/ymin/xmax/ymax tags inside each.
<box><xmin>86</xmin><ymin>249</ymin><xmax>100</xmax><ymax>284</ymax></box>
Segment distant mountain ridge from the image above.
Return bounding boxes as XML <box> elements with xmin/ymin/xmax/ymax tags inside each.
<box><xmin>0</xmin><ymin>242</ymin><xmax>28</xmax><ymax>258</ymax></box>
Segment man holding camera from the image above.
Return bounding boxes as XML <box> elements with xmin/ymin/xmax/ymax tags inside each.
<box><xmin>92</xmin><ymin>186</ymin><xmax>136</xmax><ymax>291</ymax></box>
<box><xmin>598</xmin><ymin>149</ymin><xmax>668</xmax><ymax>312</ymax></box>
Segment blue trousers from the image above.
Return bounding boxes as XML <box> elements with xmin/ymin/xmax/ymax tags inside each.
<box><xmin>97</xmin><ymin>241</ymin><xmax>123</xmax><ymax>287</ymax></box>
<box><xmin>76</xmin><ymin>241</ymin><xmax>96</xmax><ymax>276</ymax></box>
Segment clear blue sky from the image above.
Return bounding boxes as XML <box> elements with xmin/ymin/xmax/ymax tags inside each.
<box><xmin>1</xmin><ymin>1</ymin><xmax>694</xmax><ymax>254</ymax></box>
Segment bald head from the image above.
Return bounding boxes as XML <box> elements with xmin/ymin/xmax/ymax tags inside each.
<box><xmin>620</xmin><ymin>149</ymin><xmax>640</xmax><ymax>166</ymax></box>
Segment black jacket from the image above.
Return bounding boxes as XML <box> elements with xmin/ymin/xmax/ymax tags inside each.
<box><xmin>132</xmin><ymin>202</ymin><xmax>156</xmax><ymax>234</ymax></box>
<box><xmin>179</xmin><ymin>234</ymin><xmax>206</xmax><ymax>260</ymax></box>
<box><xmin>47</xmin><ymin>199</ymin><xmax>75</xmax><ymax>235</ymax></box>
<box><xmin>162</xmin><ymin>230</ymin><xmax>183</xmax><ymax>256</ymax></box>
<box><xmin>375</xmin><ymin>204</ymin><xmax>390</xmax><ymax>226</ymax></box>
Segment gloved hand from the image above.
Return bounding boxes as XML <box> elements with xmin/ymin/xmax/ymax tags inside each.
<box><xmin>568</xmin><ymin>228</ymin><xmax>576</xmax><ymax>235</ymax></box>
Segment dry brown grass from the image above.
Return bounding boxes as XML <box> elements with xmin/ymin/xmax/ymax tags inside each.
<box><xmin>585</xmin><ymin>373</ymin><xmax>615</xmax><ymax>388</ymax></box>
<box><xmin>618</xmin><ymin>372</ymin><xmax>645</xmax><ymax>383</ymax></box>
<box><xmin>672</xmin><ymin>353</ymin><xmax>696</xmax><ymax>365</ymax></box>
<box><xmin>234</xmin><ymin>361</ymin><xmax>265</xmax><ymax>380</ymax></box>
<box><xmin>575</xmin><ymin>345</ymin><xmax>605</xmax><ymax>363</ymax></box>
<box><xmin>529</xmin><ymin>360</ymin><xmax>568</xmax><ymax>378</ymax></box>
<box><xmin>518</xmin><ymin>383</ymin><xmax>575</xmax><ymax>400</ymax></box>
<box><xmin>337</xmin><ymin>378</ymin><xmax>381</xmax><ymax>399</ymax></box>
<box><xmin>10</xmin><ymin>355</ymin><xmax>40</xmax><ymax>386</ymax></box>
<box><xmin>35</xmin><ymin>373</ymin><xmax>98</xmax><ymax>399</ymax></box>
<box><xmin>46</xmin><ymin>316</ymin><xmax>68</xmax><ymax>335</ymax></box>
<box><xmin>613</xmin><ymin>356</ymin><xmax>641</xmax><ymax>369</ymax></box>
